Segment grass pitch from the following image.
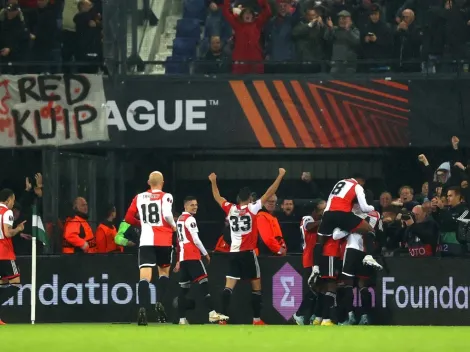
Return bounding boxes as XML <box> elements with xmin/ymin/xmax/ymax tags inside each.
<box><xmin>2</xmin><ymin>324</ymin><xmax>468</xmax><ymax>352</ymax></box>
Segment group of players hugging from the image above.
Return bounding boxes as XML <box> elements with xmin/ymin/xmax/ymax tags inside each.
<box><xmin>114</xmin><ymin>168</ymin><xmax>383</xmax><ymax>326</ymax></box>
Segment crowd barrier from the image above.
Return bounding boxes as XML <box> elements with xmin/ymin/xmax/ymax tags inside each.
<box><xmin>1</xmin><ymin>254</ymin><xmax>468</xmax><ymax>325</ymax></box>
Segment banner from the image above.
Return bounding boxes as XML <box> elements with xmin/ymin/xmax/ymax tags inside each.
<box><xmin>106</xmin><ymin>78</ymin><xmax>410</xmax><ymax>149</ymax></box>
<box><xmin>0</xmin><ymin>74</ymin><xmax>109</xmax><ymax>147</ymax></box>
<box><xmin>2</xmin><ymin>254</ymin><xmax>470</xmax><ymax>325</ymax></box>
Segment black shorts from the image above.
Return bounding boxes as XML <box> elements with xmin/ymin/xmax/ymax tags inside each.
<box><xmin>342</xmin><ymin>248</ymin><xmax>375</xmax><ymax>279</ymax></box>
<box><xmin>318</xmin><ymin>255</ymin><xmax>341</xmax><ymax>279</ymax></box>
<box><xmin>138</xmin><ymin>246</ymin><xmax>172</xmax><ymax>268</ymax></box>
<box><xmin>179</xmin><ymin>260</ymin><xmax>208</xmax><ymax>285</ymax></box>
<box><xmin>227</xmin><ymin>250</ymin><xmax>260</xmax><ymax>281</ymax></box>
<box><xmin>318</xmin><ymin>211</ymin><xmax>363</xmax><ymax>236</ymax></box>
<box><xmin>0</xmin><ymin>260</ymin><xmax>20</xmax><ymax>280</ymax></box>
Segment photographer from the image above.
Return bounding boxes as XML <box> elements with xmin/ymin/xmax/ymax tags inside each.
<box><xmin>379</xmin><ymin>206</ymin><xmax>402</xmax><ymax>251</ymax></box>
<box><xmin>432</xmin><ymin>186</ymin><xmax>469</xmax><ymax>256</ymax></box>
<box><xmin>400</xmin><ymin>205</ymin><xmax>440</xmax><ymax>257</ymax></box>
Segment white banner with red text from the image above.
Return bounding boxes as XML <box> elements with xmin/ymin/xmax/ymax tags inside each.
<box><xmin>0</xmin><ymin>74</ymin><xmax>109</xmax><ymax>147</ymax></box>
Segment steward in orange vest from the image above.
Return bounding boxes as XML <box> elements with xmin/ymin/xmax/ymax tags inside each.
<box><xmin>257</xmin><ymin>208</ymin><xmax>287</xmax><ymax>255</ymax></box>
<box><xmin>95</xmin><ymin>205</ymin><xmax>123</xmax><ymax>253</ymax></box>
<box><xmin>62</xmin><ymin>197</ymin><xmax>96</xmax><ymax>254</ymax></box>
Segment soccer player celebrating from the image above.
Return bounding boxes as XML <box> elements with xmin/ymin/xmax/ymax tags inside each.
<box><xmin>292</xmin><ymin>199</ymin><xmax>325</xmax><ymax>325</ymax></box>
<box><xmin>174</xmin><ymin>196</ymin><xmax>228</xmax><ymax>324</ymax></box>
<box><xmin>334</xmin><ymin>204</ymin><xmax>382</xmax><ymax>325</ymax></box>
<box><xmin>0</xmin><ymin>189</ymin><xmax>26</xmax><ymax>325</ymax></box>
<box><xmin>209</xmin><ymin>168</ymin><xmax>286</xmax><ymax>325</ymax></box>
<box><xmin>117</xmin><ymin>171</ymin><xmax>176</xmax><ymax>326</ymax></box>
<box><xmin>310</xmin><ymin>174</ymin><xmax>381</xmax><ymax>286</ymax></box>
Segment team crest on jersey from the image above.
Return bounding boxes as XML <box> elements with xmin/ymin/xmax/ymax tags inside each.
<box><xmin>190</xmin><ymin>222</ymin><xmax>196</xmax><ymax>228</ymax></box>
<box><xmin>167</xmin><ymin>197</ymin><xmax>173</xmax><ymax>203</ymax></box>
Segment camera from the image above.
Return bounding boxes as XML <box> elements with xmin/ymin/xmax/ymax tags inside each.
<box><xmin>400</xmin><ymin>208</ymin><xmax>415</xmax><ymax>222</ymax></box>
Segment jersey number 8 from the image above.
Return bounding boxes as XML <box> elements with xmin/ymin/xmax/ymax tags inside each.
<box><xmin>229</xmin><ymin>215</ymin><xmax>251</xmax><ymax>232</ymax></box>
<box><xmin>141</xmin><ymin>203</ymin><xmax>160</xmax><ymax>224</ymax></box>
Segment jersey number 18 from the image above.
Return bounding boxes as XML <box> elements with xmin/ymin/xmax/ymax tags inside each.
<box><xmin>141</xmin><ymin>203</ymin><xmax>160</xmax><ymax>224</ymax></box>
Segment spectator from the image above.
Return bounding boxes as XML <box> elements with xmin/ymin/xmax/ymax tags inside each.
<box><xmin>401</xmin><ymin>205</ymin><xmax>440</xmax><ymax>256</ymax></box>
<box><xmin>432</xmin><ymin>186</ymin><xmax>470</xmax><ymax>256</ymax></box>
<box><xmin>415</xmin><ymin>181</ymin><xmax>428</xmax><ymax>203</ymax></box>
<box><xmin>205</xmin><ymin>1</ymin><xmax>232</xmax><ymax>42</ymax></box>
<box><xmin>394</xmin><ymin>185</ymin><xmax>419</xmax><ymax>210</ymax></box>
<box><xmin>324</xmin><ymin>10</ymin><xmax>361</xmax><ymax>73</ymax></box>
<box><xmin>95</xmin><ymin>204</ymin><xmax>124</xmax><ymax>253</ymax></box>
<box><xmin>393</xmin><ymin>9</ymin><xmax>422</xmax><ymax>72</ymax></box>
<box><xmin>62</xmin><ymin>196</ymin><xmax>97</xmax><ymax>254</ymax></box>
<box><xmin>73</xmin><ymin>0</ymin><xmax>102</xmax><ymax>73</ymax></box>
<box><xmin>222</xmin><ymin>0</ymin><xmax>272</xmax><ymax>74</ymax></box>
<box><xmin>379</xmin><ymin>205</ymin><xmax>402</xmax><ymax>251</ymax></box>
<box><xmin>418</xmin><ymin>138</ymin><xmax>462</xmax><ymax>200</ymax></box>
<box><xmin>276</xmin><ymin>197</ymin><xmax>300</xmax><ymax>250</ymax></box>
<box><xmin>257</xmin><ymin>194</ymin><xmax>287</xmax><ymax>255</ymax></box>
<box><xmin>0</xmin><ymin>3</ymin><xmax>30</xmax><ymax>74</ymax></box>
<box><xmin>30</xmin><ymin>0</ymin><xmax>61</xmax><ymax>73</ymax></box>
<box><xmin>264</xmin><ymin>0</ymin><xmax>300</xmax><ymax>73</ymax></box>
<box><xmin>292</xmin><ymin>5</ymin><xmax>328</xmax><ymax>73</ymax></box>
<box><xmin>423</xmin><ymin>0</ymin><xmax>469</xmax><ymax>73</ymax></box>
<box><xmin>377</xmin><ymin>191</ymin><xmax>392</xmax><ymax>212</ymax></box>
<box><xmin>199</xmin><ymin>35</ymin><xmax>230</xmax><ymax>74</ymax></box>
<box><xmin>395</xmin><ymin>0</ymin><xmax>442</xmax><ymax>28</ymax></box>
<box><xmin>62</xmin><ymin>0</ymin><xmax>79</xmax><ymax>72</ymax></box>
<box><xmin>328</xmin><ymin>0</ymin><xmax>355</xmax><ymax>25</ymax></box>
<box><xmin>360</xmin><ymin>4</ymin><xmax>393</xmax><ymax>72</ymax></box>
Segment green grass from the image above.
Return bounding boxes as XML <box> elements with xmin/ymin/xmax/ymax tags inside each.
<box><xmin>2</xmin><ymin>325</ymin><xmax>469</xmax><ymax>351</ymax></box>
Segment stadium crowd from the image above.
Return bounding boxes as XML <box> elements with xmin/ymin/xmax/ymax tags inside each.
<box><xmin>0</xmin><ymin>0</ymin><xmax>103</xmax><ymax>74</ymax></box>
<box><xmin>4</xmin><ymin>138</ymin><xmax>470</xmax><ymax>259</ymax></box>
<box><xmin>197</xmin><ymin>0</ymin><xmax>470</xmax><ymax>74</ymax></box>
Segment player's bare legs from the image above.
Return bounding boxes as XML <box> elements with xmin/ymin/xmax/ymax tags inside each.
<box><xmin>137</xmin><ymin>267</ymin><xmax>153</xmax><ymax>326</ymax></box>
<box><xmin>155</xmin><ymin>266</ymin><xmax>170</xmax><ymax>323</ymax></box>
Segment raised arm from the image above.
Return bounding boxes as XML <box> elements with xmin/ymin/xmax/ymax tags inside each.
<box><xmin>208</xmin><ymin>173</ymin><xmax>227</xmax><ymax>207</ymax></box>
<box><xmin>222</xmin><ymin>0</ymin><xmax>239</xmax><ymax>29</ymax></box>
<box><xmin>259</xmin><ymin>168</ymin><xmax>286</xmax><ymax>206</ymax></box>
<box><xmin>255</xmin><ymin>0</ymin><xmax>272</xmax><ymax>28</ymax></box>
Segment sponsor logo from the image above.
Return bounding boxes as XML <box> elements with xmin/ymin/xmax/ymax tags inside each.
<box><xmin>382</xmin><ymin>276</ymin><xmax>470</xmax><ymax>309</ymax></box>
<box><xmin>2</xmin><ymin>274</ymin><xmax>157</xmax><ymax>306</ymax></box>
<box><xmin>106</xmin><ymin>100</ymin><xmax>209</xmax><ymax>132</ymax></box>
<box><xmin>272</xmin><ymin>263</ymin><xmax>302</xmax><ymax>320</ymax></box>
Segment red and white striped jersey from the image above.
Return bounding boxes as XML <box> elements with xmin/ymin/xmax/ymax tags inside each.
<box><xmin>300</xmin><ymin>216</ymin><xmax>317</xmax><ymax>268</ymax></box>
<box><xmin>325</xmin><ymin>178</ymin><xmax>374</xmax><ymax>213</ymax></box>
<box><xmin>125</xmin><ymin>190</ymin><xmax>174</xmax><ymax>246</ymax></box>
<box><xmin>176</xmin><ymin>212</ymin><xmax>208</xmax><ymax>261</ymax></box>
<box><xmin>222</xmin><ymin>199</ymin><xmax>262</xmax><ymax>252</ymax></box>
<box><xmin>0</xmin><ymin>204</ymin><xmax>15</xmax><ymax>260</ymax></box>
<box><xmin>347</xmin><ymin>206</ymin><xmax>382</xmax><ymax>252</ymax></box>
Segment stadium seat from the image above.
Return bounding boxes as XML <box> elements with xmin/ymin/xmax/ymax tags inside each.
<box><xmin>165</xmin><ymin>56</ymin><xmax>190</xmax><ymax>75</ymax></box>
<box><xmin>176</xmin><ymin>19</ymin><xmax>201</xmax><ymax>39</ymax></box>
<box><xmin>172</xmin><ymin>37</ymin><xmax>198</xmax><ymax>58</ymax></box>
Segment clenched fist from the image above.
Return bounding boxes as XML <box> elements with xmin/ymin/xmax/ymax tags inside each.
<box><xmin>278</xmin><ymin>168</ymin><xmax>286</xmax><ymax>177</ymax></box>
<box><xmin>208</xmin><ymin>173</ymin><xmax>217</xmax><ymax>182</ymax></box>
<box><xmin>418</xmin><ymin>154</ymin><xmax>428</xmax><ymax>165</ymax></box>
<box><xmin>452</xmin><ymin>136</ymin><xmax>460</xmax><ymax>146</ymax></box>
